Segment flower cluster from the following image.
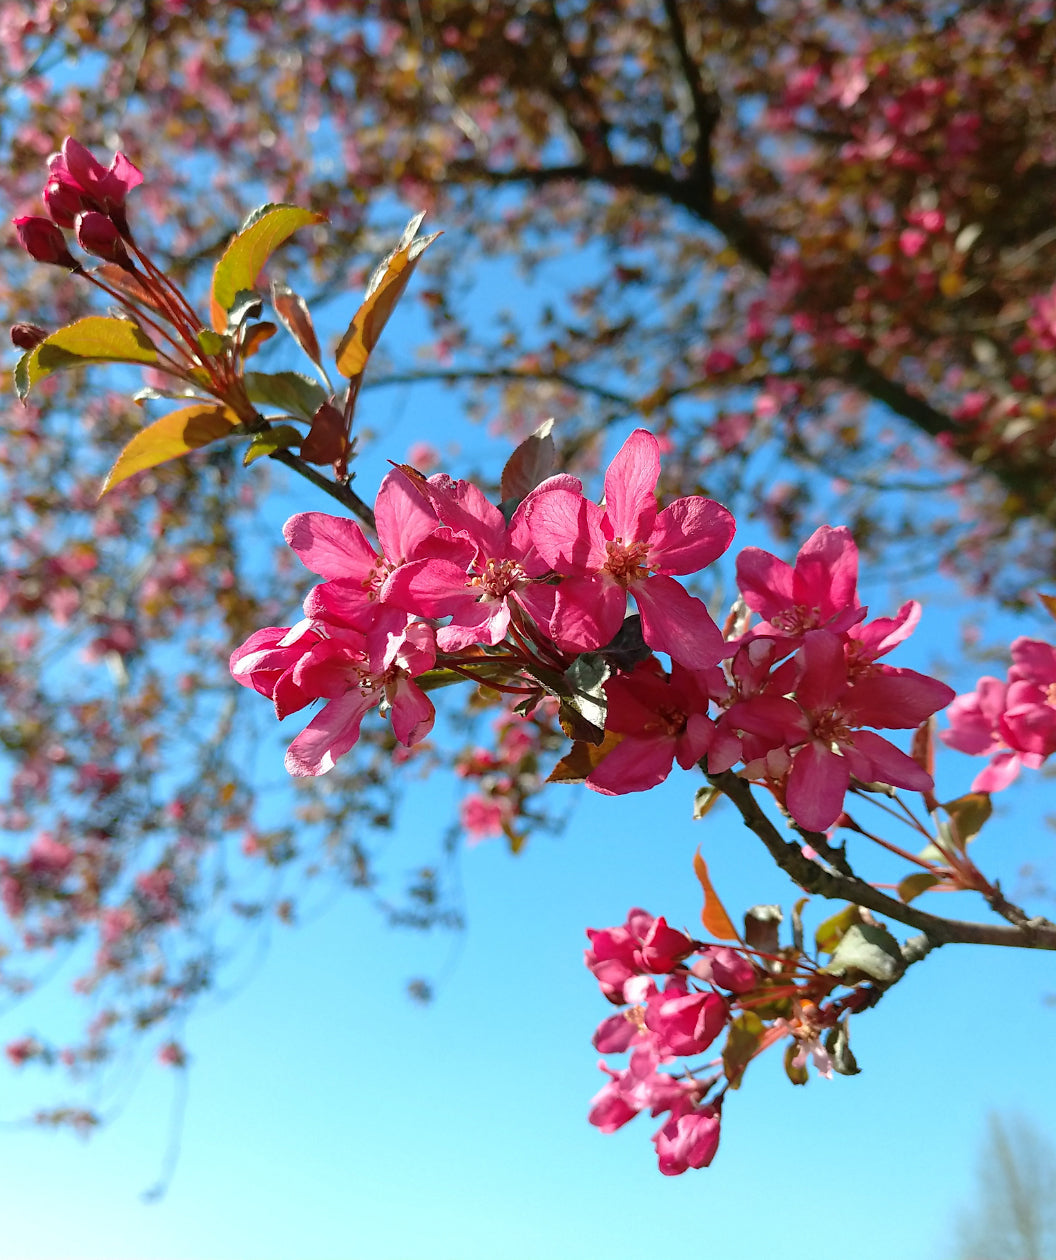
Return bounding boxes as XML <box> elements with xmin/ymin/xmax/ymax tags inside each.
<box><xmin>232</xmin><ymin>432</ymin><xmax>957</xmax><ymax>835</ymax></box>
<box><xmin>231</xmin><ymin>429</ymin><xmax>738</xmax><ymax>774</ymax></box>
<box><xmin>581</xmin><ymin>525</ymin><xmax>955</xmax><ymax>831</ymax></box>
<box><xmin>585</xmin><ymin>909</ymin><xmax>745</xmax><ymax>1174</ymax></box>
<box><xmin>13</xmin><ymin>137</ymin><xmax>142</xmax><ymax>269</ymax></box>
<box><xmin>584</xmin><ymin>904</ymin><xmax>874</xmax><ymax>1174</ymax></box>
<box><xmin>941</xmin><ymin>637</ymin><xmax>1056</xmax><ymax>790</ymax></box>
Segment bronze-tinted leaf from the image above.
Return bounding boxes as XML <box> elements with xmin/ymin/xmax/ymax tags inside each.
<box><xmin>209</xmin><ymin>204</ymin><xmax>325</xmax><ymax>331</ymax></box>
<box><xmin>334</xmin><ymin>212</ymin><xmax>440</xmax><ymax>378</ymax></box>
<box><xmin>100</xmin><ymin>404</ymin><xmax>239</xmax><ymax>495</ymax></box>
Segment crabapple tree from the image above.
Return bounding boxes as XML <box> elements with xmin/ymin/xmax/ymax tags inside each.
<box><xmin>5</xmin><ymin>135</ymin><xmax>1056</xmax><ymax>1172</ymax></box>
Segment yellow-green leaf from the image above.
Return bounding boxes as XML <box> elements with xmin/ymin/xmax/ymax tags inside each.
<box><xmin>15</xmin><ymin>317</ymin><xmax>158</xmax><ymax>400</ymax></box>
<box><xmin>940</xmin><ymin>790</ymin><xmax>992</xmax><ymax>849</ymax></box>
<box><xmin>334</xmin><ymin>212</ymin><xmax>440</xmax><ymax>378</ymax></box>
<box><xmin>209</xmin><ymin>205</ymin><xmax>325</xmax><ymax>332</ymax></box>
<box><xmin>898</xmin><ymin>872</ymin><xmax>941</xmax><ymax>904</ymax></box>
<box><xmin>242</xmin><ymin>425</ymin><xmax>303</xmax><ymax>467</ymax></box>
<box><xmin>814</xmin><ymin>903</ymin><xmax>861</xmax><ymax>956</ymax></box>
<box><xmin>100</xmin><ymin>404</ymin><xmax>240</xmax><ymax>495</ymax></box>
<box><xmin>693</xmin><ymin>849</ymin><xmax>739</xmax><ymax>941</ymax></box>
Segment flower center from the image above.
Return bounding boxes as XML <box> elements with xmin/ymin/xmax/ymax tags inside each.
<box><xmin>604</xmin><ymin>538</ymin><xmax>650</xmax><ymax>586</ymax></box>
<box><xmin>809</xmin><ymin>709</ymin><xmax>852</xmax><ymax>748</ymax></box>
<box><xmin>360</xmin><ymin>557</ymin><xmax>392</xmax><ymax>602</ymax></box>
<box><xmin>770</xmin><ymin>603</ymin><xmax>821</xmax><ymax>635</ymax></box>
<box><xmin>476</xmin><ymin>556</ymin><xmax>526</xmax><ymax>599</ymax></box>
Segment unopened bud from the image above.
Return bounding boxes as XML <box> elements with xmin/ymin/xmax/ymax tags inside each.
<box><xmin>10</xmin><ymin>323</ymin><xmax>49</xmax><ymax>351</ymax></box>
<box><xmin>75</xmin><ymin>211</ymin><xmax>131</xmax><ymax>267</ymax></box>
<box><xmin>12</xmin><ymin>216</ymin><xmax>77</xmax><ymax>267</ymax></box>
<box><xmin>42</xmin><ymin>178</ymin><xmax>84</xmax><ymax>228</ymax></box>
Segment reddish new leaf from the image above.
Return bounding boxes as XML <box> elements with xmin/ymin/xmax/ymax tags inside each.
<box><xmin>271</xmin><ymin>281</ymin><xmax>322</xmax><ymax>366</ymax></box>
<box><xmin>500</xmin><ymin>418</ymin><xmax>557</xmax><ymax>503</ymax></box>
<box><xmin>693</xmin><ymin>849</ymin><xmax>739</xmax><ymax>941</ymax></box>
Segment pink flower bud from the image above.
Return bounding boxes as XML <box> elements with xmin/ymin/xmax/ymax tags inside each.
<box><xmin>653</xmin><ymin>1105</ymin><xmax>721</xmax><ymax>1175</ymax></box>
<box><xmin>46</xmin><ymin>138</ymin><xmax>143</xmax><ymax>237</ymax></box>
<box><xmin>75</xmin><ymin>211</ymin><xmax>131</xmax><ymax>266</ymax></box>
<box><xmin>12</xmin><ymin>216</ymin><xmax>76</xmax><ymax>267</ymax></box>
<box><xmin>42</xmin><ymin>178</ymin><xmax>84</xmax><ymax>228</ymax></box>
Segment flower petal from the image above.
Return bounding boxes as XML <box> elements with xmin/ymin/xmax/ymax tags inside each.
<box><xmin>587</xmin><ymin>735</ymin><xmax>675</xmax><ymax>795</ymax></box>
<box><xmin>527</xmin><ymin>488</ymin><xmax>606</xmax><ymax>573</ymax></box>
<box><xmin>787</xmin><ymin>741</ymin><xmax>849</xmax><ymax>831</ymax></box>
<box><xmin>283</xmin><ymin>512</ymin><xmax>377</xmax><ymax>579</ymax></box>
<box><xmin>631</xmin><ymin>575</ymin><xmax>724</xmax><ymax>669</ymax></box>
<box><xmin>284</xmin><ymin>690</ymin><xmax>375</xmax><ymax>776</ymax></box>
<box><xmin>648</xmin><ymin>496</ymin><xmax>735</xmax><ymax>574</ymax></box>
<box><xmin>374</xmin><ymin>469</ymin><xmax>437</xmax><ymax>562</ymax></box>
<box><xmin>603</xmin><ymin>429</ymin><xmax>659</xmax><ymax>541</ymax></box>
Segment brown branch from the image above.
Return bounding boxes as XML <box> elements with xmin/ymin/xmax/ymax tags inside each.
<box><xmin>268</xmin><ymin>449</ymin><xmax>376</xmax><ymax>531</ymax></box>
<box><xmin>660</xmin><ymin>0</ymin><xmax>719</xmax><ymax>203</ymax></box>
<box><xmin>706</xmin><ymin>770</ymin><xmax>1056</xmax><ymax>952</ymax></box>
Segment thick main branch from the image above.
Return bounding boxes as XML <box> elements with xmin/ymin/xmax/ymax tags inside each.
<box><xmin>707</xmin><ymin>770</ymin><xmax>1056</xmax><ymax>952</ymax></box>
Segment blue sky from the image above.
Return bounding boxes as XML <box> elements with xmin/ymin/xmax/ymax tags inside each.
<box><xmin>3</xmin><ymin>145</ymin><xmax>1056</xmax><ymax>1259</ymax></box>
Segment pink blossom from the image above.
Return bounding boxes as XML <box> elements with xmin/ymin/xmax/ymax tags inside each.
<box><xmin>588</xmin><ymin>1046</ymin><xmax>700</xmax><ymax>1134</ymax></box>
<box><xmin>653</xmin><ymin>1104</ymin><xmax>721</xmax><ymax>1175</ymax></box>
<box><xmin>735</xmin><ymin>525</ymin><xmax>865</xmax><ymax>643</ymax></box>
<box><xmin>12</xmin><ymin>215</ymin><xmax>76</xmax><ymax>267</ymax></box>
<box><xmin>643</xmin><ymin>978</ymin><xmax>727</xmax><ymax>1058</ymax></box>
<box><xmin>459</xmin><ymin>793</ymin><xmax>512</xmax><ymax>844</ymax></box>
<box><xmin>4</xmin><ymin>1036</ymin><xmax>38</xmax><ymax>1068</ymax></box>
<box><xmin>586</xmin><ymin>659</ymin><xmax>719</xmax><ymax>795</ymax></box>
<box><xmin>941</xmin><ymin>639</ymin><xmax>1056</xmax><ymax>790</ymax></box>
<box><xmin>527</xmin><ymin>429</ymin><xmax>734</xmax><ymax>667</ymax></box>
<box><xmin>381</xmin><ymin>471</ymin><xmax>568</xmax><ymax>651</ymax></box>
<box><xmin>157</xmin><ymin>1041</ymin><xmax>186</xmax><ymax>1068</ymax></box>
<box><xmin>44</xmin><ymin>138</ymin><xmax>143</xmax><ymax>231</ymax></box>
<box><xmin>732</xmin><ymin>630</ymin><xmax>953</xmax><ymax>830</ymax></box>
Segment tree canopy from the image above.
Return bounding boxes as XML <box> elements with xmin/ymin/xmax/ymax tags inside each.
<box><xmin>2</xmin><ymin>0</ymin><xmax>1055</xmax><ymax>1147</ymax></box>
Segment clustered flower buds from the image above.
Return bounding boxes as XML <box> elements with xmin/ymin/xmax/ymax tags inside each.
<box><xmin>12</xmin><ymin>137</ymin><xmax>142</xmax><ymax>270</ymax></box>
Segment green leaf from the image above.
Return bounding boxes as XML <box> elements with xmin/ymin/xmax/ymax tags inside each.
<box><xmin>723</xmin><ymin>1012</ymin><xmax>763</xmax><ymax>1090</ymax></box>
<box><xmin>824</xmin><ymin>1018</ymin><xmax>861</xmax><ymax>1076</ymax></box>
<box><xmin>196</xmin><ymin>328</ymin><xmax>228</xmax><ymax>357</ymax></box>
<box><xmin>692</xmin><ymin>785</ymin><xmax>721</xmax><ymax>820</ymax></box>
<box><xmin>561</xmin><ymin>653</ymin><xmax>610</xmax><ymax>734</ymax></box>
<box><xmin>244</xmin><ymin>371</ymin><xmax>328</xmax><ymax>421</ymax></box>
<box><xmin>100</xmin><ymin>404</ymin><xmax>240</xmax><ymax>495</ymax></box>
<box><xmin>822</xmin><ymin>922</ymin><xmax>905</xmax><ymax>984</ymax></box>
<box><xmin>243</xmin><ymin>425</ymin><xmax>303</xmax><ymax>466</ymax></box>
<box><xmin>898</xmin><ymin>871</ymin><xmax>941</xmax><ymax>904</ymax></box>
<box><xmin>783</xmin><ymin>1041</ymin><xmax>809</xmax><ymax>1086</ymax></box>
<box><xmin>227</xmin><ymin>290</ymin><xmax>264</xmax><ymax>329</ymax></box>
<box><xmin>814</xmin><ymin>903</ymin><xmax>861</xmax><ymax>956</ymax></box>
<box><xmin>15</xmin><ymin>317</ymin><xmax>158</xmax><ymax>400</ymax></box>
<box><xmin>335</xmin><ymin>212</ymin><xmax>440</xmax><ymax>378</ymax></box>
<box><xmin>209</xmin><ymin>204</ymin><xmax>325</xmax><ymax>331</ymax></box>
<box><xmin>940</xmin><ymin>791</ymin><xmax>992</xmax><ymax>849</ymax></box>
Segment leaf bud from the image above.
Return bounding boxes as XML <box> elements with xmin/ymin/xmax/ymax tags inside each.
<box><xmin>10</xmin><ymin>323</ymin><xmax>49</xmax><ymax>351</ymax></box>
